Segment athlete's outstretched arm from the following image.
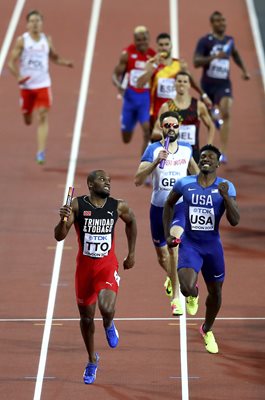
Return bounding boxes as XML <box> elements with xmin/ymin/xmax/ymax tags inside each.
<box><xmin>112</xmin><ymin>51</ymin><xmax>128</xmax><ymax>94</ymax></box>
<box><xmin>134</xmin><ymin>150</ymin><xmax>168</xmax><ymax>186</ymax></box>
<box><xmin>151</xmin><ymin>102</ymin><xmax>168</xmax><ymax>141</ymax></box>
<box><xmin>163</xmin><ymin>189</ymin><xmax>182</xmax><ymax>245</ymax></box>
<box><xmin>188</xmin><ymin>157</ymin><xmax>199</xmax><ymax>175</ymax></box>
<box><xmin>8</xmin><ymin>36</ymin><xmax>24</xmax><ymax>81</ymax></box>
<box><xmin>54</xmin><ymin>197</ymin><xmax>77</xmax><ymax>241</ymax></box>
<box><xmin>118</xmin><ymin>200</ymin><xmax>137</xmax><ymax>269</ymax></box>
<box><xmin>218</xmin><ymin>182</ymin><xmax>240</xmax><ymax>226</ymax></box>
<box><xmin>48</xmin><ymin>36</ymin><xmax>73</xmax><ymax>67</ymax></box>
<box><xmin>231</xmin><ymin>47</ymin><xmax>250</xmax><ymax>80</ymax></box>
<box><xmin>198</xmin><ymin>101</ymin><xmax>215</xmax><ymax>145</ymax></box>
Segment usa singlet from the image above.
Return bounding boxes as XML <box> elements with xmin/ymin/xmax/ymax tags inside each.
<box><xmin>173</xmin><ymin>175</ymin><xmax>236</xmax><ymax>240</ymax></box>
<box><xmin>19</xmin><ymin>32</ymin><xmax>51</xmax><ymax>89</ymax></box>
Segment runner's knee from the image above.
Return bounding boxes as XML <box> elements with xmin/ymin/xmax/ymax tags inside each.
<box><xmin>157</xmin><ymin>253</ymin><xmax>168</xmax><ymax>269</ymax></box>
<box><xmin>24</xmin><ymin>114</ymin><xmax>32</xmax><ymax>125</ymax></box>
<box><xmin>80</xmin><ymin>316</ymin><xmax>94</xmax><ymax>327</ymax></box>
<box><xmin>122</xmin><ymin>131</ymin><xmax>132</xmax><ymax>143</ymax></box>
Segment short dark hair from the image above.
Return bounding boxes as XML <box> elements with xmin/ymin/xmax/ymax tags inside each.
<box><xmin>209</xmin><ymin>11</ymin><xmax>223</xmax><ymax>23</ymax></box>
<box><xmin>160</xmin><ymin>111</ymin><xmax>179</xmax><ymax>125</ymax></box>
<box><xmin>156</xmin><ymin>33</ymin><xmax>171</xmax><ymax>42</ymax></box>
<box><xmin>87</xmin><ymin>170</ymin><xmax>105</xmax><ymax>185</ymax></box>
<box><xmin>200</xmin><ymin>144</ymin><xmax>221</xmax><ymax>160</ymax></box>
<box><xmin>26</xmin><ymin>10</ymin><xmax>43</xmax><ymax>22</ymax></box>
<box><xmin>175</xmin><ymin>71</ymin><xmax>191</xmax><ymax>81</ymax></box>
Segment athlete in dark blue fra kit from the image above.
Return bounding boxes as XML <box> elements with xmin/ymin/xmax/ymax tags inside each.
<box><xmin>163</xmin><ymin>144</ymin><xmax>240</xmax><ymax>354</ymax></box>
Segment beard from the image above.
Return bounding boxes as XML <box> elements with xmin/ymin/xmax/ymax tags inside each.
<box><xmin>96</xmin><ymin>190</ymin><xmax>110</xmax><ymax>199</ymax></box>
<box><xmin>166</xmin><ymin>129</ymin><xmax>179</xmax><ymax>142</ymax></box>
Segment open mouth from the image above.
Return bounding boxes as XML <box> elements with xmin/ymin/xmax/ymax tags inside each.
<box><xmin>201</xmin><ymin>162</ymin><xmax>211</xmax><ymax>167</ymax></box>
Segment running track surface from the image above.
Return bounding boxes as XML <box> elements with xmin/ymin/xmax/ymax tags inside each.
<box><xmin>0</xmin><ymin>1</ymin><xmax>264</xmax><ymax>399</ymax></box>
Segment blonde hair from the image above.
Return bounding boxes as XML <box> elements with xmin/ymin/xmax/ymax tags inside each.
<box><xmin>134</xmin><ymin>25</ymin><xmax>148</xmax><ymax>34</ymax></box>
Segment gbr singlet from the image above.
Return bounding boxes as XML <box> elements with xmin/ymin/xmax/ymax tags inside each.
<box><xmin>74</xmin><ymin>196</ymin><xmax>119</xmax><ymax>263</ymax></box>
<box><xmin>141</xmin><ymin>141</ymin><xmax>192</xmax><ymax>207</ymax></box>
<box><xmin>19</xmin><ymin>32</ymin><xmax>51</xmax><ymax>89</ymax></box>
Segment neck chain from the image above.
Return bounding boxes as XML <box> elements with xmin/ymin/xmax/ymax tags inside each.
<box><xmin>84</xmin><ymin>196</ymin><xmax>107</xmax><ymax>209</ymax></box>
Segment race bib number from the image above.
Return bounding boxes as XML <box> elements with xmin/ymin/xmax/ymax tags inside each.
<box><xmin>129</xmin><ymin>69</ymin><xmax>149</xmax><ymax>88</ymax></box>
<box><xmin>157</xmin><ymin>78</ymin><xmax>176</xmax><ymax>99</ymax></box>
<box><xmin>159</xmin><ymin>170</ymin><xmax>181</xmax><ymax>190</ymax></box>
<box><xmin>83</xmin><ymin>233</ymin><xmax>111</xmax><ymax>258</ymax></box>
<box><xmin>179</xmin><ymin>125</ymin><xmax>196</xmax><ymax>145</ymax></box>
<box><xmin>189</xmin><ymin>206</ymin><xmax>215</xmax><ymax>231</ymax></box>
<box><xmin>26</xmin><ymin>55</ymin><xmax>45</xmax><ymax>71</ymax></box>
<box><xmin>207</xmin><ymin>59</ymin><xmax>230</xmax><ymax>79</ymax></box>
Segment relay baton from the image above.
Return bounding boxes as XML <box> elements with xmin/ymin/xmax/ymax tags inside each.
<box><xmin>170</xmin><ymin>237</ymin><xmax>181</xmax><ymax>248</ymax></box>
<box><xmin>159</xmin><ymin>136</ymin><xmax>170</xmax><ymax>169</ymax></box>
<box><xmin>18</xmin><ymin>76</ymin><xmax>30</xmax><ymax>84</ymax></box>
<box><xmin>63</xmin><ymin>186</ymin><xmax>74</xmax><ymax>222</ymax></box>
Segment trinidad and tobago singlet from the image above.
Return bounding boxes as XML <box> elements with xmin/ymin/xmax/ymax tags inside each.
<box><xmin>125</xmin><ymin>44</ymin><xmax>156</xmax><ymax>93</ymax></box>
<box><xmin>74</xmin><ymin>196</ymin><xmax>119</xmax><ymax>261</ymax></box>
<box><xmin>19</xmin><ymin>32</ymin><xmax>51</xmax><ymax>89</ymax></box>
<box><xmin>167</xmin><ymin>98</ymin><xmax>200</xmax><ymax>150</ymax></box>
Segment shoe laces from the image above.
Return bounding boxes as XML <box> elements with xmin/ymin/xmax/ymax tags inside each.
<box><xmin>84</xmin><ymin>362</ymin><xmax>97</xmax><ymax>377</ymax></box>
<box><xmin>107</xmin><ymin>324</ymin><xmax>117</xmax><ymax>338</ymax></box>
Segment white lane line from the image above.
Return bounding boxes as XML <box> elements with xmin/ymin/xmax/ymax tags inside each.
<box><xmin>179</xmin><ymin>295</ymin><xmax>189</xmax><ymax>400</ymax></box>
<box><xmin>1</xmin><ymin>317</ymin><xmax>264</xmax><ymax>322</ymax></box>
<box><xmin>169</xmin><ymin>1</ymin><xmax>189</xmax><ymax>399</ymax></box>
<box><xmin>169</xmin><ymin>0</ymin><xmax>179</xmax><ymax>58</ymax></box>
<box><xmin>245</xmin><ymin>0</ymin><xmax>265</xmax><ymax>92</ymax></box>
<box><xmin>33</xmin><ymin>1</ymin><xmax>102</xmax><ymax>399</ymax></box>
<box><xmin>0</xmin><ymin>0</ymin><xmax>26</xmax><ymax>75</ymax></box>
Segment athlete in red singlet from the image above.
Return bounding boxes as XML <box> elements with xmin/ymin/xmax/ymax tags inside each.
<box><xmin>8</xmin><ymin>10</ymin><xmax>73</xmax><ymax>164</ymax></box>
<box><xmin>112</xmin><ymin>26</ymin><xmax>156</xmax><ymax>154</ymax></box>
<box><xmin>137</xmin><ymin>33</ymin><xmax>212</xmax><ymax>132</ymax></box>
<box><xmin>55</xmin><ymin>170</ymin><xmax>137</xmax><ymax>385</ymax></box>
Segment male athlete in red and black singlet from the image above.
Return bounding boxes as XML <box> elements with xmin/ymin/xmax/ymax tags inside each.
<box><xmin>152</xmin><ymin>71</ymin><xmax>215</xmax><ymax>163</ymax></box>
<box><xmin>55</xmin><ymin>170</ymin><xmax>137</xmax><ymax>384</ymax></box>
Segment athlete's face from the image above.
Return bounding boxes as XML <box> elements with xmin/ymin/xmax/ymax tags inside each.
<box><xmin>134</xmin><ymin>32</ymin><xmax>149</xmax><ymax>53</ymax></box>
<box><xmin>157</xmin><ymin>38</ymin><xmax>172</xmax><ymax>58</ymax></box>
<box><xmin>90</xmin><ymin>172</ymin><xmax>111</xmax><ymax>199</ymax></box>
<box><xmin>176</xmin><ymin>74</ymin><xmax>191</xmax><ymax>95</ymax></box>
<box><xmin>211</xmin><ymin>15</ymin><xmax>226</xmax><ymax>35</ymax></box>
<box><xmin>199</xmin><ymin>150</ymin><xmax>220</xmax><ymax>174</ymax></box>
<box><xmin>27</xmin><ymin>14</ymin><xmax>43</xmax><ymax>35</ymax></box>
<box><xmin>161</xmin><ymin>117</ymin><xmax>180</xmax><ymax>142</ymax></box>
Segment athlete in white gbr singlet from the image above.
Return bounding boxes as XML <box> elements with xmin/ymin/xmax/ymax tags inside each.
<box><xmin>8</xmin><ymin>10</ymin><xmax>73</xmax><ymax>164</ymax></box>
<box><xmin>135</xmin><ymin>111</ymin><xmax>199</xmax><ymax>317</ymax></box>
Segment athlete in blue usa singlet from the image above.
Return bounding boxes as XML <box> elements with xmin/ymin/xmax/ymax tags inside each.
<box><xmin>163</xmin><ymin>144</ymin><xmax>240</xmax><ymax>353</ymax></box>
<box><xmin>173</xmin><ymin>174</ymin><xmax>235</xmax><ymax>281</ymax></box>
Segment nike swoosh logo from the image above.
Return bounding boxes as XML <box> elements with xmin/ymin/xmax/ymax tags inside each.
<box><xmin>214</xmin><ymin>273</ymin><xmax>224</xmax><ymax>278</ymax></box>
<box><xmin>188</xmin><ymin>188</ymin><xmax>196</xmax><ymax>191</ymax></box>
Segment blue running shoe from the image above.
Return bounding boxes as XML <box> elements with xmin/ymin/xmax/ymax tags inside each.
<box><xmin>105</xmin><ymin>321</ymin><xmax>119</xmax><ymax>348</ymax></box>
<box><xmin>36</xmin><ymin>151</ymin><xmax>45</xmax><ymax>164</ymax></box>
<box><xmin>83</xmin><ymin>353</ymin><xmax>99</xmax><ymax>384</ymax></box>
